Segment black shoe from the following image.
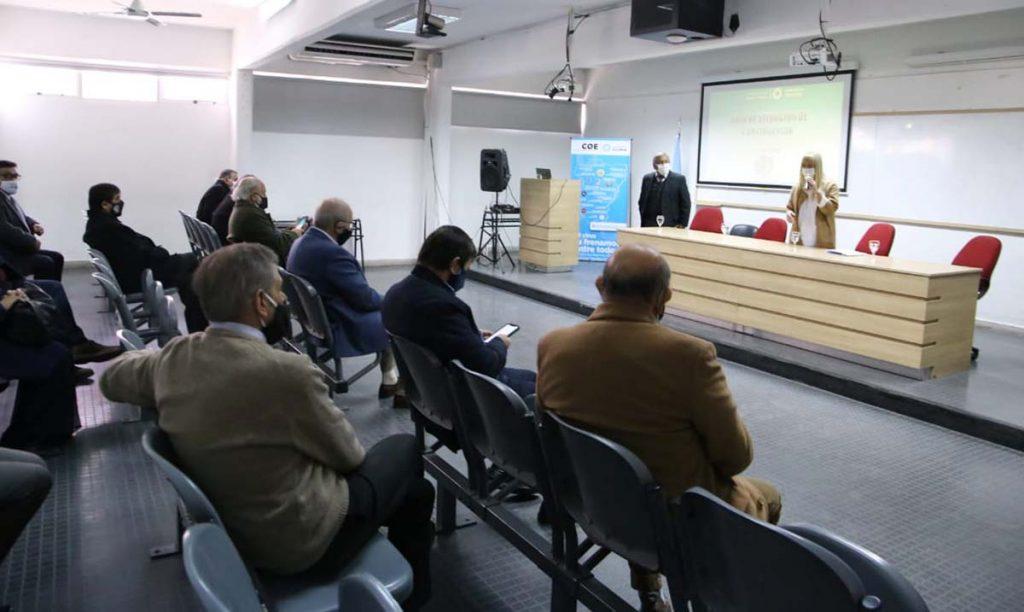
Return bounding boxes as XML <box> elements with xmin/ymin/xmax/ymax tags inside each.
<box><xmin>72</xmin><ymin>340</ymin><xmax>124</xmax><ymax>364</ymax></box>
<box><xmin>505</xmin><ymin>485</ymin><xmax>539</xmax><ymax>503</ymax></box>
<box><xmin>392</xmin><ymin>393</ymin><xmax>410</xmax><ymax>409</ymax></box>
<box><xmin>74</xmin><ymin>366</ymin><xmax>95</xmax><ymax>386</ymax></box>
<box><xmin>537</xmin><ymin>499</ymin><xmax>551</xmax><ymax>526</ymax></box>
<box><xmin>638</xmin><ymin>590</ymin><xmax>672</xmax><ymax>612</ymax></box>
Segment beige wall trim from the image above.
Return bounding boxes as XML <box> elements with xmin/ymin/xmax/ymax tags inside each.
<box><xmin>853</xmin><ymin>107</ymin><xmax>1024</xmax><ymax>117</ymax></box>
<box><xmin>699</xmin><ymin>200</ymin><xmax>1024</xmax><ymax>238</ymax></box>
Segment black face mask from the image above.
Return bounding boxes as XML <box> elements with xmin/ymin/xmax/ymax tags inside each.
<box><xmin>337</xmin><ymin>229</ymin><xmax>353</xmax><ymax>246</ymax></box>
<box><xmin>448</xmin><ymin>270</ymin><xmax>466</xmax><ymax>292</ymax></box>
<box><xmin>112</xmin><ymin>202</ymin><xmax>124</xmax><ymax>217</ymax></box>
<box><xmin>260</xmin><ymin>292</ymin><xmax>292</xmax><ymax>345</ymax></box>
<box><xmin>258</xmin><ymin>195</ymin><xmax>269</xmax><ymax>210</ymax></box>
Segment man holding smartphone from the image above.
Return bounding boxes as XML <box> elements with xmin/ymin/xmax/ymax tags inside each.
<box><xmin>382</xmin><ymin>226</ymin><xmax>535</xmax><ymax>398</ymax></box>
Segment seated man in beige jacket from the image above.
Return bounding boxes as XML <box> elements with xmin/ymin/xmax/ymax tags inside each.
<box><xmin>537</xmin><ymin>243</ymin><xmax>780</xmax><ymax>612</ymax></box>
<box><xmin>100</xmin><ymin>243</ymin><xmax>434</xmax><ymax>609</ymax></box>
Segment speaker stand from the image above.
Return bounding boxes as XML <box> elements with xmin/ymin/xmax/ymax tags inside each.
<box><xmin>476</xmin><ymin>193</ymin><xmax>517</xmax><ymax>270</ymax></box>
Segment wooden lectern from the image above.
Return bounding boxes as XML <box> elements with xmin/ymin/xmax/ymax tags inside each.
<box><xmin>518</xmin><ymin>178</ymin><xmax>580</xmax><ymax>272</ymax></box>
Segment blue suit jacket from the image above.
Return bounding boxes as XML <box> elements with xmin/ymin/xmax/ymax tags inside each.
<box><xmin>381</xmin><ymin>265</ymin><xmax>507</xmax><ymax>377</ymax></box>
<box><xmin>286</xmin><ymin>228</ymin><xmax>387</xmax><ymax>357</ymax></box>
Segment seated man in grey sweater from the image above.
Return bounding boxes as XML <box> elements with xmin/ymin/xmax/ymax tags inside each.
<box><xmin>100</xmin><ymin>243</ymin><xmax>435</xmax><ymax>609</ymax></box>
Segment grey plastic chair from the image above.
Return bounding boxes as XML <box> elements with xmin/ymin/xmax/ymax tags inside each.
<box><xmin>141</xmin><ymin>270</ymin><xmax>181</xmax><ymax>346</ymax></box>
<box><xmin>338</xmin><ymin>574</ymin><xmax>402</xmax><ymax>612</ymax></box>
<box><xmin>183</xmin><ymin>523</ymin><xmax>262</xmax><ymax>612</ymax></box>
<box><xmin>142</xmin><ymin>427</ymin><xmax>414</xmax><ymax>610</ymax></box>
<box><xmin>543</xmin><ymin>411</ymin><xmax>692</xmax><ymax>610</ymax></box>
<box><xmin>729</xmin><ymin>223</ymin><xmax>758</xmax><ymax>237</ymax></box>
<box><xmin>197</xmin><ymin>219</ymin><xmax>222</xmax><ymax>257</ymax></box>
<box><xmin>94</xmin><ymin>273</ymin><xmax>161</xmax><ymax>344</ymax></box>
<box><xmin>681</xmin><ymin>488</ymin><xmax>930</xmax><ymax>611</ymax></box>
<box><xmin>183</xmin><ymin>524</ymin><xmax>403</xmax><ymax>612</ymax></box>
<box><xmin>179</xmin><ymin>211</ymin><xmax>203</xmax><ymax>257</ymax></box>
<box><xmin>279</xmin><ymin>269</ymin><xmax>380</xmax><ymax>394</ymax></box>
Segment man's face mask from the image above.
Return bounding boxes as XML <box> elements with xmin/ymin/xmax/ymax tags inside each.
<box><xmin>0</xmin><ymin>180</ymin><xmax>18</xmax><ymax>196</ymax></box>
<box><xmin>111</xmin><ymin>201</ymin><xmax>124</xmax><ymax>217</ymax></box>
<box><xmin>258</xmin><ymin>195</ymin><xmax>269</xmax><ymax>210</ymax></box>
<box><xmin>656</xmin><ymin>163</ymin><xmax>670</xmax><ymax>177</ymax></box>
<box><xmin>337</xmin><ymin>228</ymin><xmax>353</xmax><ymax>246</ymax></box>
<box><xmin>448</xmin><ymin>260</ymin><xmax>466</xmax><ymax>292</ymax></box>
<box><xmin>259</xmin><ymin>291</ymin><xmax>291</xmax><ymax>345</ymax></box>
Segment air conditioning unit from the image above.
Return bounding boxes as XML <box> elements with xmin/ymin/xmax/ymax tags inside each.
<box><xmin>292</xmin><ymin>38</ymin><xmax>418</xmax><ymax>67</ymax></box>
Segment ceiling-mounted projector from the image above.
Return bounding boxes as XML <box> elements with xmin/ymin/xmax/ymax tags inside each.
<box><xmin>630</xmin><ymin>0</ymin><xmax>724</xmax><ymax>43</ymax></box>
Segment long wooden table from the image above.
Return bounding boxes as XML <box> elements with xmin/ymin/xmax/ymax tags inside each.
<box><xmin>617</xmin><ymin>228</ymin><xmax>981</xmax><ymax>379</ymax></box>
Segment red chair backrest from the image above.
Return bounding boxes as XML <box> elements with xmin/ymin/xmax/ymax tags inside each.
<box><xmin>855</xmin><ymin>223</ymin><xmax>896</xmax><ymax>256</ymax></box>
<box><xmin>754</xmin><ymin>218</ymin><xmax>788</xmax><ymax>243</ymax></box>
<box><xmin>690</xmin><ymin>207</ymin><xmax>724</xmax><ymax>233</ymax></box>
<box><xmin>952</xmin><ymin>236</ymin><xmax>1002</xmax><ymax>282</ymax></box>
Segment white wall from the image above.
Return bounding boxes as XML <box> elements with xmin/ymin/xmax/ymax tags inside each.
<box><xmin>0</xmin><ymin>94</ymin><xmax>231</xmax><ymax>261</ymax></box>
<box><xmin>249</xmin><ymin>77</ymin><xmax>425</xmax><ymax>262</ymax></box>
<box><xmin>448</xmin><ymin>126</ymin><xmax>573</xmax><ymax>250</ymax></box>
<box><xmin>249</xmin><ymin>131</ymin><xmax>424</xmax><ymax>262</ymax></box>
<box><xmin>584</xmin><ymin>9</ymin><xmax>1024</xmax><ymax>327</ymax></box>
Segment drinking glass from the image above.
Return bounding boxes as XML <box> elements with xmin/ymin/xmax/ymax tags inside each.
<box><xmin>790</xmin><ymin>231</ymin><xmax>801</xmax><ymax>245</ymax></box>
<box><xmin>656</xmin><ymin>215</ymin><xmax>665</xmax><ymax>228</ymax></box>
<box><xmin>868</xmin><ymin>240</ymin><xmax>880</xmax><ymax>256</ymax></box>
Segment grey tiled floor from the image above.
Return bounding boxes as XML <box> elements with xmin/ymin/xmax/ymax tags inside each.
<box><xmin>1</xmin><ymin>266</ymin><xmax>1023</xmax><ymax>611</ymax></box>
<box><xmin>473</xmin><ymin>261</ymin><xmax>1024</xmax><ymax>431</ymax></box>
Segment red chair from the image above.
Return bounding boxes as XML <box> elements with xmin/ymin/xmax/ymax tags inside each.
<box><xmin>951</xmin><ymin>235</ymin><xmax>1002</xmax><ymax>361</ymax></box>
<box><xmin>690</xmin><ymin>207</ymin><xmax>724</xmax><ymax>233</ymax></box>
<box><xmin>952</xmin><ymin>235</ymin><xmax>1002</xmax><ymax>299</ymax></box>
<box><xmin>855</xmin><ymin>223</ymin><xmax>896</xmax><ymax>256</ymax></box>
<box><xmin>754</xmin><ymin>218</ymin><xmax>788</xmax><ymax>243</ymax></box>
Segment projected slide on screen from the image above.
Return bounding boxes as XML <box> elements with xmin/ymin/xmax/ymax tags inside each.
<box><xmin>698</xmin><ymin>71</ymin><xmax>854</xmax><ymax>190</ymax></box>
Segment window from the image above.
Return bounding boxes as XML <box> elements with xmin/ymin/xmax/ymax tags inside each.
<box><xmin>81</xmin><ymin>71</ymin><xmax>158</xmax><ymax>102</ymax></box>
<box><xmin>0</xmin><ymin>63</ymin><xmax>79</xmax><ymax>97</ymax></box>
<box><xmin>159</xmin><ymin>76</ymin><xmax>227</xmax><ymax>103</ymax></box>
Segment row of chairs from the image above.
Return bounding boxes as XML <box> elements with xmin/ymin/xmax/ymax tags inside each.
<box><xmin>88</xmin><ymin>248</ymin><xmax>179</xmax><ymax>347</ymax></box>
<box><xmin>690</xmin><ymin>207</ymin><xmax>1002</xmax><ymax>300</ymax></box>
<box><xmin>279</xmin><ymin>268</ymin><xmax>381</xmax><ymax>395</ymax></box>
<box><xmin>388</xmin><ymin>334</ymin><xmax>931</xmax><ymax>611</ymax></box>
<box><xmin>180</xmin><ymin>211</ymin><xmax>222</xmax><ymax>258</ymax></box>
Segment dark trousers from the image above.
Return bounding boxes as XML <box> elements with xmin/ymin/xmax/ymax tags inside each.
<box><xmin>155</xmin><ymin>253</ymin><xmax>206</xmax><ymax>333</ymax></box>
<box><xmin>309</xmin><ymin>434</ymin><xmax>435</xmax><ymax>610</ymax></box>
<box><xmin>0</xmin><ymin>447</ymin><xmax>52</xmax><ymax>562</ymax></box>
<box><xmin>0</xmin><ymin>339</ymin><xmax>80</xmax><ymax>449</ymax></box>
<box><xmin>28</xmin><ymin>249</ymin><xmax>64</xmax><ymax>282</ymax></box>
<box><xmin>33</xmin><ymin>279</ymin><xmax>88</xmax><ymax>347</ymax></box>
<box><xmin>497</xmin><ymin>367</ymin><xmax>537</xmax><ymax>399</ymax></box>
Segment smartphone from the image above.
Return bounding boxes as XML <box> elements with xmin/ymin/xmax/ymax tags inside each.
<box><xmin>296</xmin><ymin>216</ymin><xmax>310</xmax><ymax>230</ymax></box>
<box><xmin>486</xmin><ymin>323</ymin><xmax>520</xmax><ymax>342</ymax></box>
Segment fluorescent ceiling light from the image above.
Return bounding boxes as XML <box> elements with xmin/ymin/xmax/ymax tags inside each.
<box><xmin>253</xmin><ymin>71</ymin><xmax>427</xmax><ymax>89</ymax></box>
<box><xmin>452</xmin><ymin>86</ymin><xmax>585</xmax><ymax>102</ymax></box>
<box><xmin>374</xmin><ymin>4</ymin><xmax>461</xmax><ymax>34</ymax></box>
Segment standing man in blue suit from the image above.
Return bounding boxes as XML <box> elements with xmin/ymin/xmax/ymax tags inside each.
<box><xmin>287</xmin><ymin>198</ymin><xmax>404</xmax><ymax>405</ymax></box>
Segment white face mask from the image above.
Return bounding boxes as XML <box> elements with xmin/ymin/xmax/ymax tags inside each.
<box><xmin>0</xmin><ymin>180</ymin><xmax>17</xmax><ymax>196</ymax></box>
<box><xmin>656</xmin><ymin>163</ymin><xmax>670</xmax><ymax>177</ymax></box>
<box><xmin>801</xmin><ymin>168</ymin><xmax>815</xmax><ymax>179</ymax></box>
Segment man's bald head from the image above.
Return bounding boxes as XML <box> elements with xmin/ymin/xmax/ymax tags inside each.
<box><xmin>597</xmin><ymin>244</ymin><xmax>672</xmax><ymax>309</ymax></box>
<box><xmin>313</xmin><ymin>197</ymin><xmax>354</xmax><ymax>241</ymax></box>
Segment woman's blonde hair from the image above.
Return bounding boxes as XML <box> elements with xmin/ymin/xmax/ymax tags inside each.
<box><xmin>797</xmin><ymin>153</ymin><xmax>825</xmax><ymax>186</ymax></box>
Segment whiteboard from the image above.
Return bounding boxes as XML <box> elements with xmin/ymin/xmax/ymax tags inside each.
<box><xmin>845</xmin><ymin>111</ymin><xmax>1024</xmax><ymax>229</ymax></box>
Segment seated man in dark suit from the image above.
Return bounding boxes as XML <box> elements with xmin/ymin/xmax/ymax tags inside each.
<box><xmin>0</xmin><ymin>160</ymin><xmax>64</xmax><ymax>281</ymax></box>
<box><xmin>382</xmin><ymin>225</ymin><xmax>536</xmax><ymax>398</ymax></box>
<box><xmin>227</xmin><ymin>176</ymin><xmax>304</xmax><ymax>264</ymax></box>
<box><xmin>82</xmin><ymin>183</ymin><xmax>207</xmax><ymax>332</ymax></box>
<box><xmin>196</xmin><ymin>169</ymin><xmax>237</xmax><ymax>224</ymax></box>
<box><xmin>287</xmin><ymin>198</ymin><xmax>404</xmax><ymax>405</ymax></box>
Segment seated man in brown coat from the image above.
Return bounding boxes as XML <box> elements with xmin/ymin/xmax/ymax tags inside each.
<box><xmin>100</xmin><ymin>243</ymin><xmax>435</xmax><ymax>609</ymax></box>
<box><xmin>537</xmin><ymin>243</ymin><xmax>780</xmax><ymax>612</ymax></box>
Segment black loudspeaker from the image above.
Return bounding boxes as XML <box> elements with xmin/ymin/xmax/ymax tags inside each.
<box><xmin>480</xmin><ymin>149</ymin><xmax>511</xmax><ymax>192</ymax></box>
<box><xmin>630</xmin><ymin>0</ymin><xmax>724</xmax><ymax>43</ymax></box>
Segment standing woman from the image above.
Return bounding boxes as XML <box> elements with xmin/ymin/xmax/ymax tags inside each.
<box><xmin>786</xmin><ymin>153</ymin><xmax>839</xmax><ymax>248</ymax></box>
